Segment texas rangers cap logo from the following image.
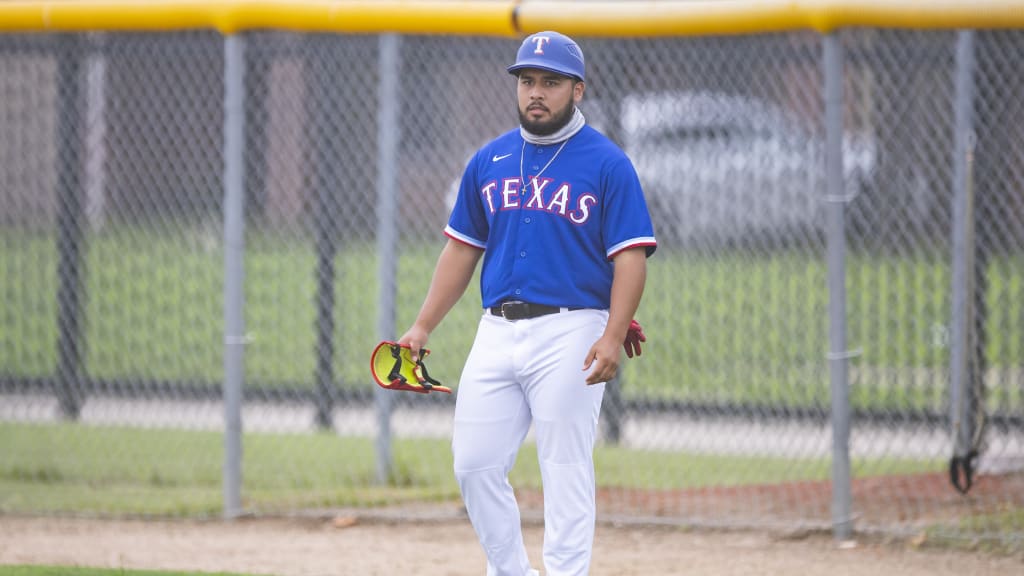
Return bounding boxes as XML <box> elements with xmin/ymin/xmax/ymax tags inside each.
<box><xmin>531</xmin><ymin>36</ymin><xmax>551</xmax><ymax>54</ymax></box>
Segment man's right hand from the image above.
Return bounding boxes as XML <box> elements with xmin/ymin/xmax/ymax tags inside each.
<box><xmin>397</xmin><ymin>325</ymin><xmax>430</xmax><ymax>362</ymax></box>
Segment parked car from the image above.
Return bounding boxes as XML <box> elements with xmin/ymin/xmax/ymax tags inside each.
<box><xmin>619</xmin><ymin>91</ymin><xmax>876</xmax><ymax>246</ymax></box>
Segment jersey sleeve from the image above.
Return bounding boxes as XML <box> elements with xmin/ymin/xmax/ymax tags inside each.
<box><xmin>602</xmin><ymin>156</ymin><xmax>657</xmax><ymax>259</ymax></box>
<box><xmin>444</xmin><ymin>153</ymin><xmax>488</xmax><ymax>250</ymax></box>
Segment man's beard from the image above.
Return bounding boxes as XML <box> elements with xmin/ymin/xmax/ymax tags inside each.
<box><xmin>518</xmin><ymin>99</ymin><xmax>575</xmax><ymax>136</ymax></box>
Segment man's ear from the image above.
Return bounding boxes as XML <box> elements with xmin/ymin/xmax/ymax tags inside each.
<box><xmin>573</xmin><ymin>80</ymin><xmax>585</xmax><ymax>103</ymax></box>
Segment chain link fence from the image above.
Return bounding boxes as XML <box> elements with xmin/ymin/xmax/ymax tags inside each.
<box><xmin>1</xmin><ymin>28</ymin><xmax>1022</xmax><ymax>546</ymax></box>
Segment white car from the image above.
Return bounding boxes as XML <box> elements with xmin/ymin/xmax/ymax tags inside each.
<box><xmin>619</xmin><ymin>91</ymin><xmax>876</xmax><ymax>246</ymax></box>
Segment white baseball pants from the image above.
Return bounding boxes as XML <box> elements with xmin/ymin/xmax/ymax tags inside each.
<box><xmin>452</xmin><ymin>309</ymin><xmax>607</xmax><ymax>576</ymax></box>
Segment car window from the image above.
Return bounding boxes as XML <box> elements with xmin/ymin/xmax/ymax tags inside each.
<box><xmin>637</xmin><ymin>124</ymin><xmax>774</xmax><ymax>147</ymax></box>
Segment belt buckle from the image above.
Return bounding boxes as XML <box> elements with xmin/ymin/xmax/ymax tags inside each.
<box><xmin>501</xmin><ymin>301</ymin><xmax>526</xmax><ymax>320</ymax></box>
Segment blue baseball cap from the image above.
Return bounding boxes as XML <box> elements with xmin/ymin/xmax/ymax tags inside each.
<box><xmin>507</xmin><ymin>31</ymin><xmax>585</xmax><ymax>81</ymax></box>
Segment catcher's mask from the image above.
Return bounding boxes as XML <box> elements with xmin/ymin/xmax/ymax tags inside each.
<box><xmin>370</xmin><ymin>341</ymin><xmax>452</xmax><ymax>394</ymax></box>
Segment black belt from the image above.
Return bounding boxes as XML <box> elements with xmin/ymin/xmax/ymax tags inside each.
<box><xmin>489</xmin><ymin>301</ymin><xmax>581</xmax><ymax>320</ymax></box>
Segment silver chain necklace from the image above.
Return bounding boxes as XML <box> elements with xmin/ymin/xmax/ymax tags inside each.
<box><xmin>519</xmin><ymin>137</ymin><xmax>570</xmax><ymax>198</ymax></box>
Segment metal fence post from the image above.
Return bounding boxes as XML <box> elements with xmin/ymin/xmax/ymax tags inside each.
<box><xmin>949</xmin><ymin>30</ymin><xmax>977</xmax><ymax>489</ymax></box>
<box><xmin>823</xmin><ymin>32</ymin><xmax>853</xmax><ymax>542</ymax></box>
<box><xmin>594</xmin><ymin>82</ymin><xmax>626</xmax><ymax>446</ymax></box>
<box><xmin>311</xmin><ymin>47</ymin><xmax>338</xmax><ymax>432</ymax></box>
<box><xmin>222</xmin><ymin>32</ymin><xmax>247</xmax><ymax>520</ymax></box>
<box><xmin>55</xmin><ymin>35</ymin><xmax>86</xmax><ymax>421</ymax></box>
<box><xmin>375</xmin><ymin>33</ymin><xmax>401</xmax><ymax>484</ymax></box>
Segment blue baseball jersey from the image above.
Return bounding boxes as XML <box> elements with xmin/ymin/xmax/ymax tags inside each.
<box><xmin>444</xmin><ymin>125</ymin><xmax>657</xmax><ymax>310</ymax></box>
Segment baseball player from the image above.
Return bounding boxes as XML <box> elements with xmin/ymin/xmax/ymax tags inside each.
<box><xmin>398</xmin><ymin>31</ymin><xmax>656</xmax><ymax>576</ymax></box>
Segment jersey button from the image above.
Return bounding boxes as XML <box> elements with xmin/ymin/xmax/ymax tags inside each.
<box><xmin>515</xmin><ymin>289</ymin><xmax>522</xmax><ymax>295</ymax></box>
<box><xmin>520</xmin><ymin>251</ymin><xmax>526</xmax><ymax>258</ymax></box>
<box><xmin>524</xmin><ymin>217</ymin><xmax>531</xmax><ymax>223</ymax></box>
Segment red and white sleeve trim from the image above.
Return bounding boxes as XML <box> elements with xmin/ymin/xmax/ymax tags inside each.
<box><xmin>607</xmin><ymin>237</ymin><xmax>657</xmax><ymax>259</ymax></box>
<box><xmin>444</xmin><ymin>225</ymin><xmax>486</xmax><ymax>250</ymax></box>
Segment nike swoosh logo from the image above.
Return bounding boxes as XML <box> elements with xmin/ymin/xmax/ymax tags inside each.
<box><xmin>492</xmin><ymin>153</ymin><xmax>513</xmax><ymax>162</ymax></box>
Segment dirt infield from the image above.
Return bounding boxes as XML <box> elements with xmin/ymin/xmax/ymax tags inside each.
<box><xmin>578</xmin><ymin>470</ymin><xmax>1024</xmax><ymax>528</ymax></box>
<box><xmin>1</xmin><ymin>514</ymin><xmax>1021</xmax><ymax>576</ymax></box>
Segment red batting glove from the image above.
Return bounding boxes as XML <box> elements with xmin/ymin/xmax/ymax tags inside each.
<box><xmin>623</xmin><ymin>319</ymin><xmax>646</xmax><ymax>358</ymax></box>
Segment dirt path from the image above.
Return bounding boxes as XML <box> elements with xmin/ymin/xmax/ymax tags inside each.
<box><xmin>1</xmin><ymin>514</ymin><xmax>1020</xmax><ymax>576</ymax></box>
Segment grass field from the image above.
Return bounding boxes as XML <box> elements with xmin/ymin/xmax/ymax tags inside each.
<box><xmin>0</xmin><ymin>421</ymin><xmax>942</xmax><ymax>517</ymax></box>
<box><xmin>2</xmin><ymin>227</ymin><xmax>1022</xmax><ymax>411</ymax></box>
<box><xmin>0</xmin><ymin>227</ymin><xmax>1015</xmax><ymax>545</ymax></box>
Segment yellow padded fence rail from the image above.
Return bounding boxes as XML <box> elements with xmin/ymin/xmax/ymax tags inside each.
<box><xmin>1</xmin><ymin>0</ymin><xmax>1024</xmax><ymax>36</ymax></box>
